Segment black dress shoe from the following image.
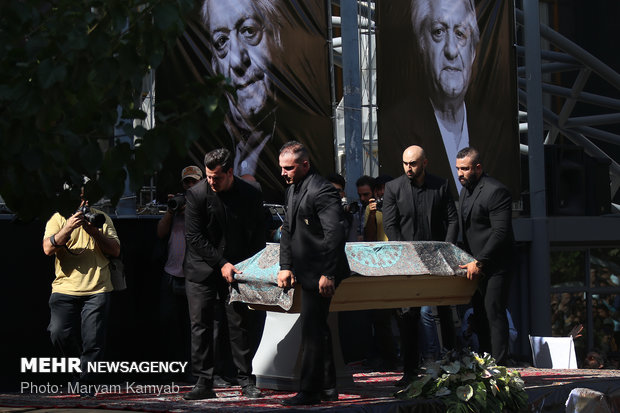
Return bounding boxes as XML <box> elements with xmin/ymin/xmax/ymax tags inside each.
<box><xmin>183</xmin><ymin>385</ymin><xmax>217</xmax><ymax>400</ymax></box>
<box><xmin>242</xmin><ymin>384</ymin><xmax>262</xmax><ymax>398</ymax></box>
<box><xmin>280</xmin><ymin>392</ymin><xmax>321</xmax><ymax>406</ymax></box>
<box><xmin>321</xmin><ymin>388</ymin><xmax>338</xmax><ymax>401</ymax></box>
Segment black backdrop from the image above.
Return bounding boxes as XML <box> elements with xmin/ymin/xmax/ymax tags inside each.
<box><xmin>0</xmin><ymin>217</ymin><xmax>165</xmax><ymax>390</ymax></box>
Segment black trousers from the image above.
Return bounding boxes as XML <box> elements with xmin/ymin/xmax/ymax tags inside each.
<box><xmin>396</xmin><ymin>307</ymin><xmax>421</xmax><ymax>376</ymax></box>
<box><xmin>48</xmin><ymin>292</ymin><xmax>110</xmax><ymax>383</ymax></box>
<box><xmin>159</xmin><ymin>273</ymin><xmax>191</xmax><ymax>368</ymax></box>
<box><xmin>370</xmin><ymin>309</ymin><xmax>398</xmax><ymax>363</ymax></box>
<box><xmin>213</xmin><ymin>292</ymin><xmax>236</xmax><ymax>380</ymax></box>
<box><xmin>436</xmin><ymin>305</ymin><xmax>457</xmax><ymax>351</ymax></box>
<box><xmin>186</xmin><ymin>277</ymin><xmax>258</xmax><ymax>388</ymax></box>
<box><xmin>299</xmin><ymin>287</ymin><xmax>336</xmax><ymax>393</ymax></box>
<box><xmin>471</xmin><ymin>271</ymin><xmax>511</xmax><ymax>364</ymax></box>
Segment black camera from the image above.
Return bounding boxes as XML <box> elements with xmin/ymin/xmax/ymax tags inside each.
<box><xmin>78</xmin><ymin>206</ymin><xmax>105</xmax><ymax>228</ymax></box>
<box><xmin>167</xmin><ymin>195</ymin><xmax>186</xmax><ymax>213</ymax></box>
<box><xmin>341</xmin><ymin>198</ymin><xmax>359</xmax><ymax>214</ymax></box>
<box><xmin>374</xmin><ymin>198</ymin><xmax>384</xmax><ymax>212</ymax></box>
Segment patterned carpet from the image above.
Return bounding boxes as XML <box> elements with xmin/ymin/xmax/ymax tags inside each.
<box><xmin>518</xmin><ymin>367</ymin><xmax>620</xmax><ymax>412</ymax></box>
<box><xmin>0</xmin><ymin>369</ymin><xmax>442</xmax><ymax>413</ymax></box>
<box><xmin>1</xmin><ymin>367</ymin><xmax>619</xmax><ymax>413</ymax></box>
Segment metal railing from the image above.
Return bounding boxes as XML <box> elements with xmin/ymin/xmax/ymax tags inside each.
<box><xmin>515</xmin><ymin>8</ymin><xmax>620</xmax><ymax>200</ymax></box>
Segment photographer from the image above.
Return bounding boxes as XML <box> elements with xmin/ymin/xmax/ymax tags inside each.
<box><xmin>156</xmin><ymin>165</ymin><xmax>202</xmax><ymax>382</ymax></box>
<box><xmin>42</xmin><ymin>189</ymin><xmax>120</xmax><ymax>387</ymax></box>
<box><xmin>355</xmin><ymin>176</ymin><xmax>375</xmax><ymax>241</ymax></box>
<box><xmin>364</xmin><ymin>175</ymin><xmax>392</xmax><ymax>242</ymax></box>
<box><xmin>361</xmin><ymin>175</ymin><xmax>399</xmax><ymax>371</ymax></box>
<box><xmin>326</xmin><ymin>173</ymin><xmax>359</xmax><ymax>242</ymax></box>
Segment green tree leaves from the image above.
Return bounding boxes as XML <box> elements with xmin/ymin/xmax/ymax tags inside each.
<box><xmin>0</xmin><ymin>0</ymin><xmax>230</xmax><ymax>220</ymax></box>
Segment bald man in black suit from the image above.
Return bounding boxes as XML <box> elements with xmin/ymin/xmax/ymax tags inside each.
<box><xmin>383</xmin><ymin>145</ymin><xmax>458</xmax><ymax>386</ymax></box>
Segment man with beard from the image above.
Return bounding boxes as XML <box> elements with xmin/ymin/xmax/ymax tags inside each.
<box><xmin>456</xmin><ymin>147</ymin><xmax>514</xmax><ymax>365</ymax></box>
<box><xmin>277</xmin><ymin>141</ymin><xmax>349</xmax><ymax>405</ymax></box>
<box><xmin>183</xmin><ymin>148</ymin><xmax>265</xmax><ymax>400</ymax></box>
<box><xmin>383</xmin><ymin>145</ymin><xmax>458</xmax><ymax>386</ymax></box>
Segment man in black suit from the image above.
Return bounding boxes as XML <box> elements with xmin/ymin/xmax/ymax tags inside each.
<box><xmin>277</xmin><ymin>141</ymin><xmax>350</xmax><ymax>406</ymax></box>
<box><xmin>383</xmin><ymin>145</ymin><xmax>458</xmax><ymax>385</ymax></box>
<box><xmin>183</xmin><ymin>148</ymin><xmax>266</xmax><ymax>400</ymax></box>
<box><xmin>456</xmin><ymin>147</ymin><xmax>514</xmax><ymax>365</ymax></box>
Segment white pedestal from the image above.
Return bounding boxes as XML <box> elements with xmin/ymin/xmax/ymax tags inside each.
<box><xmin>253</xmin><ymin>311</ymin><xmax>352</xmax><ymax>391</ymax></box>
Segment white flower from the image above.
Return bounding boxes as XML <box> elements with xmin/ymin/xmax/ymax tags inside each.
<box><xmin>456</xmin><ymin>384</ymin><xmax>474</xmax><ymax>401</ymax></box>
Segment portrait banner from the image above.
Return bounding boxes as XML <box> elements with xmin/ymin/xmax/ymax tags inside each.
<box><xmin>157</xmin><ymin>0</ymin><xmax>333</xmax><ymax>203</ymax></box>
<box><xmin>376</xmin><ymin>0</ymin><xmax>520</xmax><ymax>199</ymax></box>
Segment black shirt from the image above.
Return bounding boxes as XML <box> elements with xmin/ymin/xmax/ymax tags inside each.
<box><xmin>218</xmin><ymin>179</ymin><xmax>261</xmax><ymax>265</ymax></box>
<box><xmin>410</xmin><ymin>180</ymin><xmax>431</xmax><ymax>241</ymax></box>
<box><xmin>460</xmin><ymin>178</ymin><xmax>481</xmax><ymax>228</ymax></box>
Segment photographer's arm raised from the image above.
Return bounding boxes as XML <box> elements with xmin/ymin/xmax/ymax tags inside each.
<box><xmin>156</xmin><ymin>193</ymin><xmax>177</xmax><ymax>239</ymax></box>
<box><xmin>156</xmin><ymin>208</ymin><xmax>174</xmax><ymax>239</ymax></box>
<box><xmin>43</xmin><ymin>210</ymin><xmax>84</xmax><ymax>256</ymax></box>
<box><xmin>364</xmin><ymin>199</ymin><xmax>378</xmax><ymax>241</ymax></box>
<box><xmin>43</xmin><ymin>210</ymin><xmax>120</xmax><ymax>257</ymax></box>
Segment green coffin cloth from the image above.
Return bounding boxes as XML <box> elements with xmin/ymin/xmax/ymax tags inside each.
<box><xmin>231</xmin><ymin>241</ymin><xmax>473</xmax><ymax>311</ymax></box>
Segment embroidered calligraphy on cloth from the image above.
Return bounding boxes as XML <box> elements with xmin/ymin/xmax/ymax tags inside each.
<box><xmin>230</xmin><ymin>241</ymin><xmax>473</xmax><ymax>311</ymax></box>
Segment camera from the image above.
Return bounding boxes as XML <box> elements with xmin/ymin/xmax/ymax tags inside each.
<box><xmin>374</xmin><ymin>198</ymin><xmax>384</xmax><ymax>212</ymax></box>
<box><xmin>78</xmin><ymin>206</ymin><xmax>105</xmax><ymax>228</ymax></box>
<box><xmin>341</xmin><ymin>198</ymin><xmax>359</xmax><ymax>214</ymax></box>
<box><xmin>167</xmin><ymin>195</ymin><xmax>186</xmax><ymax>213</ymax></box>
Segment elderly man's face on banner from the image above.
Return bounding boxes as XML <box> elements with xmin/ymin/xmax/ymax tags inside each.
<box><xmin>204</xmin><ymin>0</ymin><xmax>277</xmax><ymax>124</ymax></box>
<box><xmin>419</xmin><ymin>0</ymin><xmax>477</xmax><ymax>101</ymax></box>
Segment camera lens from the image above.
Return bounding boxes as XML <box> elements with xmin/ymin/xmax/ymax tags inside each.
<box><xmin>168</xmin><ymin>195</ymin><xmax>186</xmax><ymax>212</ymax></box>
<box><xmin>87</xmin><ymin>212</ymin><xmax>106</xmax><ymax>228</ymax></box>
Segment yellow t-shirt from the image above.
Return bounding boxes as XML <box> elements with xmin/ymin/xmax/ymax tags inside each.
<box><xmin>364</xmin><ymin>208</ymin><xmax>388</xmax><ymax>241</ymax></box>
<box><xmin>43</xmin><ymin>209</ymin><xmax>120</xmax><ymax>295</ymax></box>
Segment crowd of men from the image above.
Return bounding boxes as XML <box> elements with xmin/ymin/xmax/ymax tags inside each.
<box><xmin>42</xmin><ymin>139</ymin><xmax>515</xmax><ymax>405</ymax></box>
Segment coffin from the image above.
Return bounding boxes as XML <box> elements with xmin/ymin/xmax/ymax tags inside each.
<box><xmin>231</xmin><ymin>241</ymin><xmax>478</xmax><ymax>313</ymax></box>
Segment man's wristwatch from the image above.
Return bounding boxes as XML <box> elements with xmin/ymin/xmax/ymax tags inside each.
<box><xmin>324</xmin><ymin>275</ymin><xmax>336</xmax><ymax>281</ymax></box>
<box><xmin>475</xmin><ymin>260</ymin><xmax>484</xmax><ymax>270</ymax></box>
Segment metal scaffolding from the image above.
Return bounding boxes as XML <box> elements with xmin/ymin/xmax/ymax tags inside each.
<box><xmin>331</xmin><ymin>0</ymin><xmax>378</xmax><ymax>196</ymax></box>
